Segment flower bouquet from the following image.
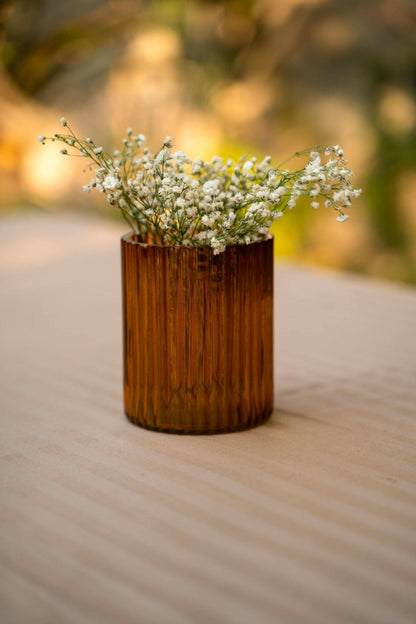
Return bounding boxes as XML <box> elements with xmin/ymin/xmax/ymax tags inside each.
<box><xmin>40</xmin><ymin>119</ymin><xmax>361</xmax><ymax>434</ymax></box>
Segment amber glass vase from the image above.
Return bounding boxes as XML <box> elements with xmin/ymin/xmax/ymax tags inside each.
<box><xmin>121</xmin><ymin>233</ymin><xmax>273</xmax><ymax>434</ymax></box>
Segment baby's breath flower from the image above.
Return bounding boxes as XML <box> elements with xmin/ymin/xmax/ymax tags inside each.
<box><xmin>174</xmin><ymin>150</ymin><xmax>187</xmax><ymax>164</ymax></box>
<box><xmin>38</xmin><ymin>135</ymin><xmax>45</xmax><ymax>143</ymax></box>
<box><xmin>336</xmin><ymin>213</ymin><xmax>349</xmax><ymax>222</ymax></box>
<box><xmin>40</xmin><ymin>118</ymin><xmax>361</xmax><ymax>252</ymax></box>
<box><xmin>211</xmin><ymin>237</ymin><xmax>226</xmax><ymax>255</ymax></box>
<box><xmin>103</xmin><ymin>175</ymin><xmax>119</xmax><ymax>190</ymax></box>
<box><xmin>203</xmin><ymin>180</ymin><xmax>220</xmax><ymax>195</ymax></box>
<box><xmin>270</xmin><ymin>188</ymin><xmax>286</xmax><ymax>202</ymax></box>
<box><xmin>60</xmin><ymin>117</ymin><xmax>67</xmax><ymax>127</ymax></box>
<box><xmin>234</xmin><ymin>192</ymin><xmax>244</xmax><ymax>203</ymax></box>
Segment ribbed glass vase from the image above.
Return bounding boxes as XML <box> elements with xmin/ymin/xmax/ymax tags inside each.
<box><xmin>121</xmin><ymin>233</ymin><xmax>273</xmax><ymax>434</ymax></box>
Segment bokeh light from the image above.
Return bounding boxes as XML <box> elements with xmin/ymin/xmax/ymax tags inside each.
<box><xmin>1</xmin><ymin>0</ymin><xmax>415</xmax><ymax>282</ymax></box>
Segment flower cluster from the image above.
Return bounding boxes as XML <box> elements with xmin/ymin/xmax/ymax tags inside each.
<box><xmin>39</xmin><ymin>118</ymin><xmax>361</xmax><ymax>254</ymax></box>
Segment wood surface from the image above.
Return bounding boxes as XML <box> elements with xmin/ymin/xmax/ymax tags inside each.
<box><xmin>1</xmin><ymin>214</ymin><xmax>415</xmax><ymax>624</ymax></box>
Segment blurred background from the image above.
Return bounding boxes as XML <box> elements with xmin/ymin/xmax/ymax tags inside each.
<box><xmin>1</xmin><ymin>0</ymin><xmax>416</xmax><ymax>283</ymax></box>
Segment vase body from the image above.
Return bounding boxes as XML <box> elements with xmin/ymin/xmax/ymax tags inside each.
<box><xmin>121</xmin><ymin>233</ymin><xmax>273</xmax><ymax>434</ymax></box>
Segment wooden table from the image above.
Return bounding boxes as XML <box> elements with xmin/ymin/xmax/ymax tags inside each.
<box><xmin>1</xmin><ymin>214</ymin><xmax>415</xmax><ymax>624</ymax></box>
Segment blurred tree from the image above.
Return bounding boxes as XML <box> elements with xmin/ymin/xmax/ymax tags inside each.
<box><xmin>1</xmin><ymin>0</ymin><xmax>416</xmax><ymax>282</ymax></box>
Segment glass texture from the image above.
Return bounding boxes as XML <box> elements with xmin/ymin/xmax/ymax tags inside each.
<box><xmin>121</xmin><ymin>233</ymin><xmax>274</xmax><ymax>434</ymax></box>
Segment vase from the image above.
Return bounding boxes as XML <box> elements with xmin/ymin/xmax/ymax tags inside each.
<box><xmin>121</xmin><ymin>233</ymin><xmax>273</xmax><ymax>434</ymax></box>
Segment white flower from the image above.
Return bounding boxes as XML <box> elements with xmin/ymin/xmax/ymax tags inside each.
<box><xmin>211</xmin><ymin>155</ymin><xmax>223</xmax><ymax>165</ymax></box>
<box><xmin>186</xmin><ymin>206</ymin><xmax>197</xmax><ymax>218</ymax></box>
<box><xmin>225</xmin><ymin>211</ymin><xmax>236</xmax><ymax>226</ymax></box>
<box><xmin>201</xmin><ymin>215</ymin><xmax>216</xmax><ymax>227</ymax></box>
<box><xmin>103</xmin><ymin>175</ymin><xmax>119</xmax><ymax>190</ymax></box>
<box><xmin>336</xmin><ymin>213</ymin><xmax>349</xmax><ymax>222</ymax></box>
<box><xmin>174</xmin><ymin>151</ymin><xmax>187</xmax><ymax>164</ymax></box>
<box><xmin>60</xmin><ymin>117</ymin><xmax>67</xmax><ymax>126</ymax></box>
<box><xmin>305</xmin><ymin>155</ymin><xmax>321</xmax><ymax>175</ymax></box>
<box><xmin>42</xmin><ymin>119</ymin><xmax>361</xmax><ymax>254</ymax></box>
<box><xmin>191</xmin><ymin>157</ymin><xmax>203</xmax><ymax>175</ymax></box>
<box><xmin>38</xmin><ymin>135</ymin><xmax>45</xmax><ymax>143</ymax></box>
<box><xmin>203</xmin><ymin>180</ymin><xmax>220</xmax><ymax>195</ymax></box>
<box><xmin>211</xmin><ymin>238</ymin><xmax>226</xmax><ymax>255</ymax></box>
<box><xmin>333</xmin><ymin>190</ymin><xmax>351</xmax><ymax>206</ymax></box>
<box><xmin>270</xmin><ymin>187</ymin><xmax>286</xmax><ymax>202</ymax></box>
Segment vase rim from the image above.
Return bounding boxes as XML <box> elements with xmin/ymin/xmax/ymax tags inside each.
<box><xmin>121</xmin><ymin>231</ymin><xmax>273</xmax><ymax>251</ymax></box>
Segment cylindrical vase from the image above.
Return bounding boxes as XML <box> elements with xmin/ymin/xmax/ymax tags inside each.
<box><xmin>121</xmin><ymin>233</ymin><xmax>273</xmax><ymax>434</ymax></box>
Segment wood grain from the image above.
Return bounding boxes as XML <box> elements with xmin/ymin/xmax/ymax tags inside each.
<box><xmin>1</xmin><ymin>215</ymin><xmax>416</xmax><ymax>624</ymax></box>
